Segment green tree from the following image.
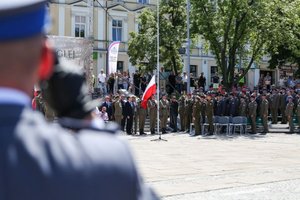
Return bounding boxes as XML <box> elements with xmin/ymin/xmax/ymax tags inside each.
<box><xmin>128</xmin><ymin>0</ymin><xmax>186</xmax><ymax>74</ymax></box>
<box><xmin>268</xmin><ymin>3</ymin><xmax>300</xmax><ymax>77</ymax></box>
<box><xmin>190</xmin><ymin>0</ymin><xmax>300</xmax><ymax>89</ymax></box>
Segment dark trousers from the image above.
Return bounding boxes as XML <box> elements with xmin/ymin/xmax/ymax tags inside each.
<box><xmin>250</xmin><ymin>116</ymin><xmax>256</xmax><ymax>133</ymax></box>
<box><xmin>170</xmin><ymin>114</ymin><xmax>178</xmax><ymax>131</ymax></box>
<box><xmin>126</xmin><ymin>116</ymin><xmax>133</xmax><ymax>134</ymax></box>
<box><xmin>121</xmin><ymin>117</ymin><xmax>126</xmax><ymax>131</ymax></box>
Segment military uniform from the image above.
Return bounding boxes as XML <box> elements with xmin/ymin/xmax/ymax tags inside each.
<box><xmin>285</xmin><ymin>99</ymin><xmax>294</xmax><ymax>133</ymax></box>
<box><xmin>138</xmin><ymin>100</ymin><xmax>147</xmax><ymax>135</ymax></box>
<box><xmin>205</xmin><ymin>98</ymin><xmax>214</xmax><ymax>135</ymax></box>
<box><xmin>159</xmin><ymin>98</ymin><xmax>169</xmax><ymax>133</ymax></box>
<box><xmin>269</xmin><ymin>92</ymin><xmax>280</xmax><ymax>124</ymax></box>
<box><xmin>147</xmin><ymin>99</ymin><xmax>157</xmax><ymax>134</ymax></box>
<box><xmin>185</xmin><ymin>97</ymin><xmax>193</xmax><ymax>132</ymax></box>
<box><xmin>192</xmin><ymin>98</ymin><xmax>202</xmax><ymax>135</ymax></box>
<box><xmin>201</xmin><ymin>98</ymin><xmax>207</xmax><ymax>123</ymax></box>
<box><xmin>113</xmin><ymin>99</ymin><xmax>123</xmax><ymax>126</ymax></box>
<box><xmin>260</xmin><ymin>97</ymin><xmax>269</xmax><ymax>133</ymax></box>
<box><xmin>248</xmin><ymin>99</ymin><xmax>257</xmax><ymax>134</ymax></box>
<box><xmin>239</xmin><ymin>98</ymin><xmax>247</xmax><ymax>117</ymax></box>
<box><xmin>133</xmin><ymin>99</ymin><xmax>138</xmax><ymax>135</ymax></box>
<box><xmin>178</xmin><ymin>96</ymin><xmax>186</xmax><ymax>131</ymax></box>
<box><xmin>279</xmin><ymin>92</ymin><xmax>287</xmax><ymax>123</ymax></box>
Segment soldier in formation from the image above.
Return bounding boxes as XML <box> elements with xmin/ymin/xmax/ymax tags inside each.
<box><xmin>148</xmin><ymin>95</ymin><xmax>157</xmax><ymax>134</ymax></box>
<box><xmin>285</xmin><ymin>96</ymin><xmax>294</xmax><ymax>133</ymax></box>
<box><xmin>159</xmin><ymin>94</ymin><xmax>170</xmax><ymax>134</ymax></box>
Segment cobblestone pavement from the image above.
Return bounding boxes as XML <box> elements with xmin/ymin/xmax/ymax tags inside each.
<box><xmin>123</xmin><ymin>132</ymin><xmax>300</xmax><ymax>199</ymax></box>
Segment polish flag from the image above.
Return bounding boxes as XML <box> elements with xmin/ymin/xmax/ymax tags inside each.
<box><xmin>141</xmin><ymin>75</ymin><xmax>156</xmax><ymax>109</ymax></box>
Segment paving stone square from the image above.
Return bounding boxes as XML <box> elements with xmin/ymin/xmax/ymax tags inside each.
<box><xmin>124</xmin><ymin>132</ymin><xmax>300</xmax><ymax>199</ymax></box>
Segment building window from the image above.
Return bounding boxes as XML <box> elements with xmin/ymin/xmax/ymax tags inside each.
<box><xmin>117</xmin><ymin>61</ymin><xmax>124</xmax><ymax>72</ymax></box>
<box><xmin>190</xmin><ymin>65</ymin><xmax>197</xmax><ymax>76</ymax></box>
<box><xmin>112</xmin><ymin>20</ymin><xmax>122</xmax><ymax>41</ymax></box>
<box><xmin>211</xmin><ymin>66</ymin><xmax>219</xmax><ymax>83</ymax></box>
<box><xmin>75</xmin><ymin>16</ymin><xmax>86</xmax><ymax>38</ymax></box>
<box><xmin>138</xmin><ymin>0</ymin><xmax>149</xmax><ymax>4</ymax></box>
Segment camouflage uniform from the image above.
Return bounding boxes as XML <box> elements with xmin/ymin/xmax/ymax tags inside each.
<box><xmin>159</xmin><ymin>98</ymin><xmax>169</xmax><ymax>133</ymax></box>
<box><xmin>192</xmin><ymin>98</ymin><xmax>202</xmax><ymax>135</ymax></box>
<box><xmin>178</xmin><ymin>96</ymin><xmax>186</xmax><ymax>131</ymax></box>
<box><xmin>205</xmin><ymin>98</ymin><xmax>214</xmax><ymax>135</ymax></box>
<box><xmin>260</xmin><ymin>97</ymin><xmax>269</xmax><ymax>133</ymax></box>
<box><xmin>147</xmin><ymin>99</ymin><xmax>157</xmax><ymax>134</ymax></box>
<box><xmin>248</xmin><ymin>98</ymin><xmax>257</xmax><ymax>134</ymax></box>
<box><xmin>113</xmin><ymin>99</ymin><xmax>123</xmax><ymax>126</ymax></box>
<box><xmin>285</xmin><ymin>99</ymin><xmax>294</xmax><ymax>133</ymax></box>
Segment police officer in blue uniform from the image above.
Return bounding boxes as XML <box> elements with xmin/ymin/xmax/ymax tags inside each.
<box><xmin>0</xmin><ymin>1</ymin><xmax>158</xmax><ymax>200</ymax></box>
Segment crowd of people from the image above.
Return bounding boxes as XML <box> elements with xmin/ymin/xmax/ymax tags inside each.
<box><xmin>93</xmin><ymin>69</ymin><xmax>300</xmax><ymax>136</ymax></box>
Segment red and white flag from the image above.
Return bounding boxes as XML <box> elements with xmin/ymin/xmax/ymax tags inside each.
<box><xmin>141</xmin><ymin>75</ymin><xmax>156</xmax><ymax>109</ymax></box>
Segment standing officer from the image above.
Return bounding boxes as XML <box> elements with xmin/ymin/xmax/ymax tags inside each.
<box><xmin>132</xmin><ymin>96</ymin><xmax>138</xmax><ymax>135</ymax></box>
<box><xmin>192</xmin><ymin>96</ymin><xmax>202</xmax><ymax>136</ymax></box>
<box><xmin>178</xmin><ymin>95</ymin><xmax>186</xmax><ymax>131</ymax></box>
<box><xmin>248</xmin><ymin>95</ymin><xmax>258</xmax><ymax>134</ymax></box>
<box><xmin>120</xmin><ymin>94</ymin><xmax>127</xmax><ymax>131</ymax></box>
<box><xmin>201</xmin><ymin>93</ymin><xmax>207</xmax><ymax>123</ymax></box>
<box><xmin>215</xmin><ymin>94</ymin><xmax>226</xmax><ymax>116</ymax></box>
<box><xmin>138</xmin><ymin>95</ymin><xmax>147</xmax><ymax>135</ymax></box>
<box><xmin>228</xmin><ymin>93</ymin><xmax>238</xmax><ymax>117</ymax></box>
<box><xmin>0</xmin><ymin>1</ymin><xmax>158</xmax><ymax>199</ymax></box>
<box><xmin>159</xmin><ymin>94</ymin><xmax>169</xmax><ymax>134</ymax></box>
<box><xmin>269</xmin><ymin>89</ymin><xmax>280</xmax><ymax>124</ymax></box>
<box><xmin>124</xmin><ymin>96</ymin><xmax>135</xmax><ymax>135</ymax></box>
<box><xmin>113</xmin><ymin>95</ymin><xmax>123</xmax><ymax>126</ymax></box>
<box><xmin>285</xmin><ymin>96</ymin><xmax>294</xmax><ymax>133</ymax></box>
<box><xmin>185</xmin><ymin>94</ymin><xmax>193</xmax><ymax>132</ymax></box>
<box><xmin>170</xmin><ymin>96</ymin><xmax>179</xmax><ymax>132</ymax></box>
<box><xmin>148</xmin><ymin>95</ymin><xmax>157</xmax><ymax>134</ymax></box>
<box><xmin>239</xmin><ymin>96</ymin><xmax>247</xmax><ymax>117</ymax></box>
<box><xmin>205</xmin><ymin>94</ymin><xmax>214</xmax><ymax>135</ymax></box>
<box><xmin>279</xmin><ymin>88</ymin><xmax>287</xmax><ymax>124</ymax></box>
<box><xmin>260</xmin><ymin>93</ymin><xmax>269</xmax><ymax>134</ymax></box>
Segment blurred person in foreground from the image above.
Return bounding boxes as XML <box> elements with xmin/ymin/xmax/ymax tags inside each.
<box><xmin>0</xmin><ymin>1</ymin><xmax>158</xmax><ymax>200</ymax></box>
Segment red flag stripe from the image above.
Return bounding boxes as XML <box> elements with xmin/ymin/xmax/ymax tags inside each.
<box><xmin>141</xmin><ymin>75</ymin><xmax>156</xmax><ymax>109</ymax></box>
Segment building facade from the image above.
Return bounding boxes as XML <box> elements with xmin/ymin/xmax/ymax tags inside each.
<box><xmin>49</xmin><ymin>0</ymin><xmax>288</xmax><ymax>90</ymax></box>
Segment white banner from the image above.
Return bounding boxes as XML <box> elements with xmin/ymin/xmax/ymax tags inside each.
<box><xmin>108</xmin><ymin>41</ymin><xmax>120</xmax><ymax>74</ymax></box>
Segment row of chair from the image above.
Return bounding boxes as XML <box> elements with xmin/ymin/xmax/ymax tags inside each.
<box><xmin>191</xmin><ymin>116</ymin><xmax>248</xmax><ymax>135</ymax></box>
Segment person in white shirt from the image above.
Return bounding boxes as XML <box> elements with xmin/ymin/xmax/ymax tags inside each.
<box><xmin>98</xmin><ymin>69</ymin><xmax>107</xmax><ymax>95</ymax></box>
<box><xmin>182</xmin><ymin>72</ymin><xmax>188</xmax><ymax>93</ymax></box>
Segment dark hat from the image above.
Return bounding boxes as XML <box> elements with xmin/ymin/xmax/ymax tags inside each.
<box><xmin>0</xmin><ymin>0</ymin><xmax>48</xmax><ymax>41</ymax></box>
<box><xmin>42</xmin><ymin>55</ymin><xmax>100</xmax><ymax>119</ymax></box>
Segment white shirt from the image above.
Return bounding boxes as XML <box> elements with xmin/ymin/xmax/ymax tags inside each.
<box><xmin>182</xmin><ymin>74</ymin><xmax>188</xmax><ymax>83</ymax></box>
<box><xmin>0</xmin><ymin>87</ymin><xmax>30</xmax><ymax>106</ymax></box>
<box><xmin>98</xmin><ymin>73</ymin><xmax>106</xmax><ymax>83</ymax></box>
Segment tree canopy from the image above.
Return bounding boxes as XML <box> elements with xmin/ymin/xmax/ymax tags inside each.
<box><xmin>128</xmin><ymin>0</ymin><xmax>186</xmax><ymax>74</ymax></box>
<box><xmin>190</xmin><ymin>0</ymin><xmax>300</xmax><ymax>89</ymax></box>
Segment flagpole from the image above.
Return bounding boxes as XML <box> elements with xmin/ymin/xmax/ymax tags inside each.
<box><xmin>156</xmin><ymin>0</ymin><xmax>160</xmax><ymax>137</ymax></box>
<box><xmin>152</xmin><ymin>0</ymin><xmax>167</xmax><ymax>142</ymax></box>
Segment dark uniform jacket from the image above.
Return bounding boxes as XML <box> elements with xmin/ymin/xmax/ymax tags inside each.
<box><xmin>0</xmin><ymin>104</ymin><xmax>158</xmax><ymax>200</ymax></box>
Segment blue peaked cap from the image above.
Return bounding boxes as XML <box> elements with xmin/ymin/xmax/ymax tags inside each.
<box><xmin>0</xmin><ymin>0</ymin><xmax>48</xmax><ymax>41</ymax></box>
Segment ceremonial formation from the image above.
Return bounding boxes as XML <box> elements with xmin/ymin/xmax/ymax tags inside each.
<box><xmin>35</xmin><ymin>68</ymin><xmax>300</xmax><ymax>136</ymax></box>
